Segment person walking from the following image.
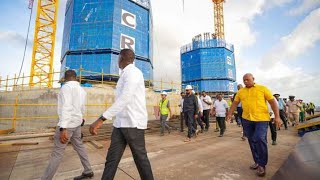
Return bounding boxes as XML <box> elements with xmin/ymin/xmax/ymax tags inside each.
<box><xmin>298</xmin><ymin>100</ymin><xmax>307</xmax><ymax>123</ymax></box>
<box><xmin>309</xmin><ymin>102</ymin><xmax>315</xmax><ymax>116</ymax></box>
<box><xmin>178</xmin><ymin>92</ymin><xmax>186</xmax><ymax>132</ymax></box>
<box><xmin>42</xmin><ymin>70</ymin><xmax>94</xmax><ymax>180</ymax></box>
<box><xmin>89</xmin><ymin>49</ymin><xmax>154</xmax><ymax>180</ymax></box>
<box><xmin>200</xmin><ymin>91</ymin><xmax>212</xmax><ymax>131</ymax></box>
<box><xmin>212</xmin><ymin>94</ymin><xmax>229</xmax><ymax>137</ymax></box>
<box><xmin>158</xmin><ymin>91</ymin><xmax>172</xmax><ymax>136</ymax></box>
<box><xmin>286</xmin><ymin>95</ymin><xmax>301</xmax><ymax>126</ymax></box>
<box><xmin>183</xmin><ymin>85</ymin><xmax>199</xmax><ymax>142</ymax></box>
<box><xmin>233</xmin><ymin>84</ymin><xmax>246</xmax><ymax>140</ymax></box>
<box><xmin>273</xmin><ymin>94</ymin><xmax>288</xmax><ymax>130</ymax></box>
<box><xmin>227</xmin><ymin>73</ymin><xmax>281</xmax><ymax>177</ymax></box>
<box><xmin>194</xmin><ymin>92</ymin><xmax>205</xmax><ymax>133</ymax></box>
<box><xmin>268</xmin><ymin>102</ymin><xmax>277</xmax><ymax>145</ymax></box>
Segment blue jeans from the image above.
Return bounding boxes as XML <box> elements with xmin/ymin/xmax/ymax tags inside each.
<box><xmin>242</xmin><ymin>119</ymin><xmax>269</xmax><ymax>167</ymax></box>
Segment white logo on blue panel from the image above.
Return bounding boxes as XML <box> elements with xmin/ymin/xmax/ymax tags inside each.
<box><xmin>121</xmin><ymin>9</ymin><xmax>136</xmax><ymax>29</ymax></box>
<box><xmin>120</xmin><ymin>34</ymin><xmax>136</xmax><ymax>51</ymax></box>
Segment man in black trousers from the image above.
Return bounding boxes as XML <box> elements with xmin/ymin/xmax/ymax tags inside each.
<box><xmin>90</xmin><ymin>49</ymin><xmax>153</xmax><ymax>180</ymax></box>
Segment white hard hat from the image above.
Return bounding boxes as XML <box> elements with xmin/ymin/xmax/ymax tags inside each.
<box><xmin>160</xmin><ymin>91</ymin><xmax>167</xmax><ymax>95</ymax></box>
<box><xmin>185</xmin><ymin>85</ymin><xmax>193</xmax><ymax>90</ymax></box>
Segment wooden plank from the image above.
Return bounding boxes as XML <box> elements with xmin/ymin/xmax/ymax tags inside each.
<box><xmin>0</xmin><ymin>128</ymin><xmax>14</xmax><ymax>135</ymax></box>
<box><xmin>89</xmin><ymin>140</ymin><xmax>104</xmax><ymax>149</ymax></box>
<box><xmin>0</xmin><ymin>142</ymin><xmax>39</xmax><ymax>146</ymax></box>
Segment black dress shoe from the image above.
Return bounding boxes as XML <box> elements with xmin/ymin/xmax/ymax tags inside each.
<box><xmin>74</xmin><ymin>172</ymin><xmax>94</xmax><ymax>180</ymax></box>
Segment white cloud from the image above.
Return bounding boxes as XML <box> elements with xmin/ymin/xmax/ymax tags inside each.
<box><xmin>0</xmin><ymin>30</ymin><xmax>32</xmax><ymax>48</ymax></box>
<box><xmin>264</xmin><ymin>0</ymin><xmax>293</xmax><ymax>8</ymax></box>
<box><xmin>252</xmin><ymin>8</ymin><xmax>320</xmax><ymax>103</ymax></box>
<box><xmin>289</xmin><ymin>0</ymin><xmax>320</xmax><ymax>16</ymax></box>
<box><xmin>151</xmin><ymin>0</ymin><xmax>266</xmax><ymax>84</ymax></box>
<box><xmin>253</xmin><ymin>61</ymin><xmax>320</xmax><ymax>103</ymax></box>
<box><xmin>260</xmin><ymin>8</ymin><xmax>320</xmax><ymax>68</ymax></box>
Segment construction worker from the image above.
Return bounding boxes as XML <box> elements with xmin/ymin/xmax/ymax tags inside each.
<box><xmin>89</xmin><ymin>49</ymin><xmax>154</xmax><ymax>180</ymax></box>
<box><xmin>158</xmin><ymin>91</ymin><xmax>172</xmax><ymax>136</ymax></box>
<box><xmin>309</xmin><ymin>102</ymin><xmax>315</xmax><ymax>116</ymax></box>
<box><xmin>183</xmin><ymin>85</ymin><xmax>199</xmax><ymax>142</ymax></box>
<box><xmin>298</xmin><ymin>100</ymin><xmax>307</xmax><ymax>123</ymax></box>
<box><xmin>227</xmin><ymin>73</ymin><xmax>281</xmax><ymax>177</ymax></box>
<box><xmin>42</xmin><ymin>70</ymin><xmax>94</xmax><ymax>180</ymax></box>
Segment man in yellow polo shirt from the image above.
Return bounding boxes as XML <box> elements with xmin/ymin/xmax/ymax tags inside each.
<box><xmin>227</xmin><ymin>73</ymin><xmax>281</xmax><ymax>177</ymax></box>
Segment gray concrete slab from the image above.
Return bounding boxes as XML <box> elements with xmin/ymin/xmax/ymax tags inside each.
<box><xmin>0</xmin><ymin>122</ymin><xmax>301</xmax><ymax>180</ymax></box>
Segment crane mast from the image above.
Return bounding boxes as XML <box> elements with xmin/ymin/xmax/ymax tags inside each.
<box><xmin>29</xmin><ymin>0</ymin><xmax>59</xmax><ymax>87</ymax></box>
<box><xmin>212</xmin><ymin>0</ymin><xmax>225</xmax><ymax>40</ymax></box>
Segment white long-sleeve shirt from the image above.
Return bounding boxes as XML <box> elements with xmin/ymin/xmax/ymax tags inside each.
<box><xmin>197</xmin><ymin>96</ymin><xmax>203</xmax><ymax>113</ymax></box>
<box><xmin>201</xmin><ymin>95</ymin><xmax>212</xmax><ymax>110</ymax></box>
<box><xmin>57</xmin><ymin>81</ymin><xmax>86</xmax><ymax>128</ymax></box>
<box><xmin>103</xmin><ymin>64</ymin><xmax>148</xmax><ymax>129</ymax></box>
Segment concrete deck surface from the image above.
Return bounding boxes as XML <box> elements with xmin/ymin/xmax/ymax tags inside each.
<box><xmin>0</xmin><ymin>122</ymin><xmax>301</xmax><ymax>180</ymax></box>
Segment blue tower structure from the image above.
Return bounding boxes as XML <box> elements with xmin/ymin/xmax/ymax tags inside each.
<box><xmin>60</xmin><ymin>0</ymin><xmax>153</xmax><ymax>81</ymax></box>
<box><xmin>180</xmin><ymin>32</ymin><xmax>237</xmax><ymax>93</ymax></box>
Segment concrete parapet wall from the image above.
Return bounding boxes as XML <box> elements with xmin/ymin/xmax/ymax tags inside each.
<box><xmin>0</xmin><ymin>85</ymin><xmax>181</xmax><ymax>132</ymax></box>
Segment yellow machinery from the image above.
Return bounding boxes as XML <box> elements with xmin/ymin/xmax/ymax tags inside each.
<box><xmin>212</xmin><ymin>0</ymin><xmax>225</xmax><ymax>40</ymax></box>
<box><xmin>29</xmin><ymin>0</ymin><xmax>59</xmax><ymax>88</ymax></box>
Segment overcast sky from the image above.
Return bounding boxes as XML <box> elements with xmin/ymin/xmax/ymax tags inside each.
<box><xmin>0</xmin><ymin>0</ymin><xmax>320</xmax><ymax>104</ymax></box>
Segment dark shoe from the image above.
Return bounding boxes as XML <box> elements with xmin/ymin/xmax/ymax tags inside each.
<box><xmin>168</xmin><ymin>127</ymin><xmax>172</xmax><ymax>134</ymax></box>
<box><xmin>200</xmin><ymin>129</ymin><xmax>204</xmax><ymax>133</ymax></box>
<box><xmin>256</xmin><ymin>166</ymin><xmax>266</xmax><ymax>177</ymax></box>
<box><xmin>74</xmin><ymin>172</ymin><xmax>94</xmax><ymax>180</ymax></box>
<box><xmin>218</xmin><ymin>134</ymin><xmax>223</xmax><ymax>137</ymax></box>
<box><xmin>214</xmin><ymin>129</ymin><xmax>219</xmax><ymax>132</ymax></box>
<box><xmin>249</xmin><ymin>163</ymin><xmax>259</xmax><ymax>170</ymax></box>
<box><xmin>272</xmin><ymin>141</ymin><xmax>277</xmax><ymax>145</ymax></box>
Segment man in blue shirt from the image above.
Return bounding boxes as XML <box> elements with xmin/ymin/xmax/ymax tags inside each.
<box><xmin>274</xmin><ymin>94</ymin><xmax>288</xmax><ymax>130</ymax></box>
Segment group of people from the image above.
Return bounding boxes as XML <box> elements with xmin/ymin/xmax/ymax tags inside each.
<box><xmin>41</xmin><ymin>48</ymin><xmax>315</xmax><ymax>180</ymax></box>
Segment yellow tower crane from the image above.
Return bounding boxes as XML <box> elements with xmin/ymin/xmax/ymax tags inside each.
<box><xmin>212</xmin><ymin>0</ymin><xmax>225</xmax><ymax>40</ymax></box>
<box><xmin>29</xmin><ymin>0</ymin><xmax>59</xmax><ymax>88</ymax></box>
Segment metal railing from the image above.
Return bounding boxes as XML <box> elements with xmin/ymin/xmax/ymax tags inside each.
<box><xmin>0</xmin><ymin>66</ymin><xmax>189</xmax><ymax>93</ymax></box>
<box><xmin>0</xmin><ymin>96</ymin><xmax>179</xmax><ymax>134</ymax></box>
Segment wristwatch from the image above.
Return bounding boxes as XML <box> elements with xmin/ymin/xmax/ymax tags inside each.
<box><xmin>99</xmin><ymin>115</ymin><xmax>107</xmax><ymax>121</ymax></box>
<box><xmin>59</xmin><ymin>127</ymin><xmax>66</xmax><ymax>131</ymax></box>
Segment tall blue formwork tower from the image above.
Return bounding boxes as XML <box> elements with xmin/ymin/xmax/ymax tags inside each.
<box><xmin>180</xmin><ymin>32</ymin><xmax>237</xmax><ymax>93</ymax></box>
<box><xmin>60</xmin><ymin>0</ymin><xmax>153</xmax><ymax>81</ymax></box>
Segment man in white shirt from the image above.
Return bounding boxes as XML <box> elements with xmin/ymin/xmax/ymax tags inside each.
<box><xmin>42</xmin><ymin>70</ymin><xmax>93</xmax><ymax>180</ymax></box>
<box><xmin>194</xmin><ymin>92</ymin><xmax>205</xmax><ymax>133</ymax></box>
<box><xmin>89</xmin><ymin>49</ymin><xmax>154</xmax><ymax>180</ymax></box>
<box><xmin>201</xmin><ymin>91</ymin><xmax>212</xmax><ymax>131</ymax></box>
<box><xmin>178</xmin><ymin>92</ymin><xmax>185</xmax><ymax>132</ymax></box>
<box><xmin>212</xmin><ymin>94</ymin><xmax>229</xmax><ymax>137</ymax></box>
